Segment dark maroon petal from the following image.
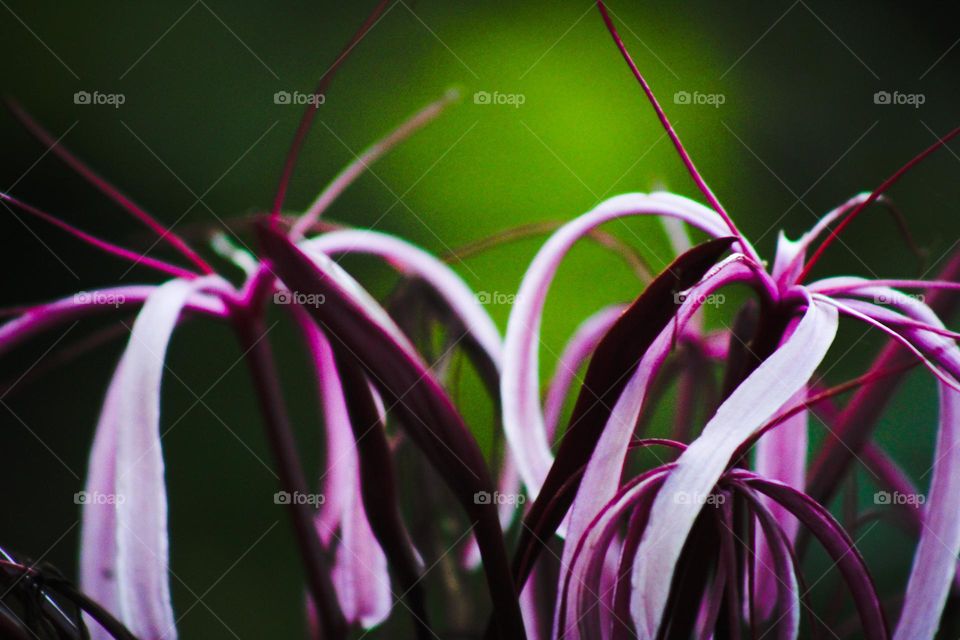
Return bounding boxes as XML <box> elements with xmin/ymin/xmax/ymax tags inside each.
<box><xmin>256</xmin><ymin>223</ymin><xmax>525</xmax><ymax>639</ymax></box>
<box><xmin>334</xmin><ymin>355</ymin><xmax>432</xmax><ymax>638</ymax></box>
<box><xmin>730</xmin><ymin>471</ymin><xmax>889</xmax><ymax>639</ymax></box>
<box><xmin>513</xmin><ymin>237</ymin><xmax>735</xmax><ymax>587</ymax></box>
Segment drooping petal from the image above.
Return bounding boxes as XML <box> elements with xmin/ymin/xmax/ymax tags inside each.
<box><xmin>805</xmin><ymin>252</ymin><xmax>960</xmax><ymax>510</ymax></box>
<box><xmin>559</xmin><ymin>252</ymin><xmax>759</xmax><ymax>634</ymax></box>
<box><xmin>514</xmin><ymin>239</ymin><xmax>738</xmax><ymax>588</ymax></box>
<box><xmin>542</xmin><ymin>305</ymin><xmax>625</xmax><ymax>438</ymax></box>
<box><xmin>753</xmin><ymin>318</ymin><xmax>808</xmax><ymax>618</ymax></box>
<box><xmin>299</xmin><ymin>316</ymin><xmax>391</xmax><ymax>628</ymax></box>
<box><xmin>735</xmin><ymin>487</ymin><xmax>801</xmax><ymax>640</ymax></box>
<box><xmin>300</xmin><ymin>229</ymin><xmax>524</xmax><ymax>572</ymax></box>
<box><xmin>302</xmin><ymin>230</ymin><xmax>503</xmax><ymax>368</ymax></box>
<box><xmin>80</xmin><ymin>277</ymin><xmax>218</xmax><ymax>640</ymax></box>
<box><xmin>501</xmin><ymin>193</ymin><xmax>740</xmax><ymax>500</ymax></box>
<box><xmin>557</xmin><ymin>466</ymin><xmax>671</xmax><ymax>640</ymax></box>
<box><xmin>630</xmin><ymin>297</ymin><xmax>838</xmax><ymax>638</ymax></box>
<box><xmin>729</xmin><ymin>471</ymin><xmax>889</xmax><ymax>639</ymax></box>
<box><xmin>257</xmin><ymin>224</ymin><xmax>526</xmax><ymax>639</ymax></box>
<box><xmin>0</xmin><ymin>287</ymin><xmax>227</xmax><ymax>358</ymax></box>
<box><xmin>895</xmin><ymin>383</ymin><xmax>960</xmax><ymax>639</ymax></box>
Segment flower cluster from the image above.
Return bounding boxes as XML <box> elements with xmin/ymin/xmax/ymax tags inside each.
<box><xmin>3</xmin><ymin>2</ymin><xmax>960</xmax><ymax>639</ymax></box>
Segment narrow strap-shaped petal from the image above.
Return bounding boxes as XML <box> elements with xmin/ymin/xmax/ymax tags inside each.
<box><xmin>543</xmin><ymin>305</ymin><xmax>625</xmax><ymax>437</ymax></box>
<box><xmin>81</xmin><ymin>277</ymin><xmax>216</xmax><ymax>640</ymax></box>
<box><xmin>514</xmin><ymin>240</ymin><xmax>740</xmax><ymax>589</ymax></box>
<box><xmin>502</xmin><ymin>193</ymin><xmax>736</xmax><ymax>499</ymax></box>
<box><xmin>735</xmin><ymin>488</ymin><xmax>801</xmax><ymax>640</ymax></box>
<box><xmin>812</xmin><ymin>294</ymin><xmax>960</xmax><ymax>391</ymax></box>
<box><xmin>753</xmin><ymin>385</ymin><xmax>806</xmax><ymax>620</ymax></box>
<box><xmin>805</xmin><ymin>252</ymin><xmax>960</xmax><ymax>510</ymax></box>
<box><xmin>559</xmin><ymin>253</ymin><xmax>760</xmax><ymax>635</ymax></box>
<box><xmin>631</xmin><ymin>297</ymin><xmax>838</xmax><ymax>638</ymax></box>
<box><xmin>257</xmin><ymin>224</ymin><xmax>526</xmax><ymax>639</ymax></box>
<box><xmin>80</xmin><ymin>364</ymin><xmax>123</xmax><ymax>638</ymax></box>
<box><xmin>729</xmin><ymin>471</ymin><xmax>889</xmax><ymax>638</ymax></box>
<box><xmin>299</xmin><ymin>316</ymin><xmax>391</xmax><ymax>628</ymax></box>
<box><xmin>753</xmin><ymin>317</ymin><xmax>808</xmax><ymax>619</ymax></box>
<box><xmin>302</xmin><ymin>230</ymin><xmax>503</xmax><ymax>367</ymax></box>
<box><xmin>300</xmin><ymin>230</ymin><xmax>520</xmax><ymax>571</ymax></box>
<box><xmin>895</xmin><ymin>384</ymin><xmax>960</xmax><ymax>639</ymax></box>
<box><xmin>558</xmin><ymin>467</ymin><xmax>671</xmax><ymax>640</ymax></box>
<box><xmin>0</xmin><ymin>287</ymin><xmax>227</xmax><ymax>357</ymax></box>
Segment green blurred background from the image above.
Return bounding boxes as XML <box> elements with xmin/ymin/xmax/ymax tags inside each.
<box><xmin>2</xmin><ymin>1</ymin><xmax>959</xmax><ymax>637</ymax></box>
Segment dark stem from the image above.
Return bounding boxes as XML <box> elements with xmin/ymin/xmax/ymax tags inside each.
<box><xmin>231</xmin><ymin>309</ymin><xmax>346</xmax><ymax>639</ymax></box>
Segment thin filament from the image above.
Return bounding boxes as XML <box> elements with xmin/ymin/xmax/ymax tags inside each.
<box><xmin>799</xmin><ymin>125</ymin><xmax>960</xmax><ymax>282</ymax></box>
<box><xmin>5</xmin><ymin>99</ymin><xmax>214</xmax><ymax>274</ymax></box>
<box><xmin>1</xmin><ymin>193</ymin><xmax>198</xmax><ymax>279</ymax></box>
<box><xmin>270</xmin><ymin>0</ymin><xmax>392</xmax><ymax>225</ymax></box>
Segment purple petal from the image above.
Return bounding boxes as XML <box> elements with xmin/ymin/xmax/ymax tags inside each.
<box><xmin>514</xmin><ymin>239</ymin><xmax>738</xmax><ymax>588</ymax></box>
<box><xmin>300</xmin><ymin>230</ymin><xmax>523</xmax><ymax>571</ymax></box>
<box><xmin>299</xmin><ymin>317</ymin><xmax>391</xmax><ymax>628</ymax></box>
<box><xmin>502</xmin><ymin>193</ymin><xmax>735</xmax><ymax>499</ymax></box>
<box><xmin>895</xmin><ymin>384</ymin><xmax>960</xmax><ymax>639</ymax></box>
<box><xmin>81</xmin><ymin>278</ymin><xmax>217</xmax><ymax>640</ymax></box>
<box><xmin>560</xmin><ymin>252</ymin><xmax>760</xmax><ymax>634</ymax></box>
<box><xmin>257</xmin><ymin>224</ymin><xmax>526</xmax><ymax>638</ymax></box>
<box><xmin>735</xmin><ymin>487</ymin><xmax>801</xmax><ymax>639</ymax></box>
<box><xmin>303</xmin><ymin>230</ymin><xmax>503</xmax><ymax>367</ymax></box>
<box><xmin>543</xmin><ymin>305</ymin><xmax>625</xmax><ymax>437</ymax></box>
<box><xmin>805</xmin><ymin>252</ymin><xmax>960</xmax><ymax>511</ymax></box>
<box><xmin>730</xmin><ymin>471</ymin><xmax>889</xmax><ymax>639</ymax></box>
<box><xmin>753</xmin><ymin>319</ymin><xmax>808</xmax><ymax>619</ymax></box>
<box><xmin>0</xmin><ymin>287</ymin><xmax>226</xmax><ymax>358</ymax></box>
<box><xmin>630</xmin><ymin>296</ymin><xmax>837</xmax><ymax>638</ymax></box>
<box><xmin>558</xmin><ymin>467</ymin><xmax>671</xmax><ymax>639</ymax></box>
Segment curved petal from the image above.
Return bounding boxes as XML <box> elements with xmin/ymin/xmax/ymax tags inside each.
<box><xmin>895</xmin><ymin>384</ymin><xmax>960</xmax><ymax>639</ymax></box>
<box><xmin>543</xmin><ymin>305</ymin><xmax>625</xmax><ymax>437</ymax></box>
<box><xmin>501</xmin><ymin>193</ymin><xmax>740</xmax><ymax>498</ymax></box>
<box><xmin>0</xmin><ymin>287</ymin><xmax>227</xmax><ymax>358</ymax></box>
<box><xmin>754</xmin><ymin>318</ymin><xmax>808</xmax><ymax>618</ymax></box>
<box><xmin>560</xmin><ymin>253</ymin><xmax>761</xmax><ymax>634</ymax></box>
<box><xmin>300</xmin><ymin>318</ymin><xmax>391</xmax><ymax>628</ymax></box>
<box><xmin>80</xmin><ymin>277</ymin><xmax>218</xmax><ymax>640</ymax></box>
<box><xmin>302</xmin><ymin>230</ymin><xmax>502</xmax><ymax>368</ymax></box>
<box><xmin>630</xmin><ymin>296</ymin><xmax>838</xmax><ymax>638</ymax></box>
<box><xmin>558</xmin><ymin>467</ymin><xmax>671</xmax><ymax>640</ymax></box>
<box><xmin>513</xmin><ymin>240</ymin><xmax>740</xmax><ymax>588</ymax></box>
<box><xmin>258</xmin><ymin>224</ymin><xmax>526</xmax><ymax>638</ymax></box>
<box><xmin>730</xmin><ymin>471</ymin><xmax>889</xmax><ymax>639</ymax></box>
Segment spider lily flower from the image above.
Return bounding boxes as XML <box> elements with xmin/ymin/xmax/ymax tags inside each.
<box><xmin>495</xmin><ymin>3</ymin><xmax>960</xmax><ymax>638</ymax></box>
<box><xmin>0</xmin><ymin>6</ymin><xmax>523</xmax><ymax>638</ymax></box>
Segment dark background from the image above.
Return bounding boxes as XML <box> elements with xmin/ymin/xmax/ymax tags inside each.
<box><xmin>2</xmin><ymin>1</ymin><xmax>959</xmax><ymax>637</ymax></box>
